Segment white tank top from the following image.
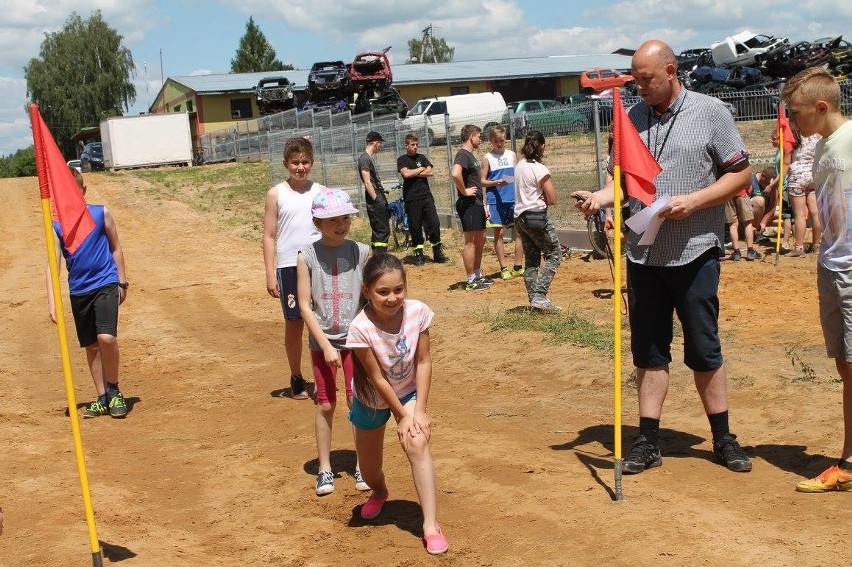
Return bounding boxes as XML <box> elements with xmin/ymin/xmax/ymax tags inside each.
<box><xmin>275</xmin><ymin>181</ymin><xmax>322</xmax><ymax>268</ymax></box>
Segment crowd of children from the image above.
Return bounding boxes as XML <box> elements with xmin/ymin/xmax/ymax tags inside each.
<box><xmin>723</xmin><ymin>123</ymin><xmax>824</xmax><ymax>261</ymax></box>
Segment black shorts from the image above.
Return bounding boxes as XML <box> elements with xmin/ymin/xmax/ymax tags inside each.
<box><xmin>626</xmin><ymin>248</ymin><xmax>723</xmax><ymax>372</ymax></box>
<box><xmin>276</xmin><ymin>267</ymin><xmax>301</xmax><ymax>321</ymax></box>
<box><xmin>456</xmin><ymin>198</ymin><xmax>486</xmax><ymax>232</ymax></box>
<box><xmin>70</xmin><ymin>284</ymin><xmax>120</xmax><ymax>347</ymax></box>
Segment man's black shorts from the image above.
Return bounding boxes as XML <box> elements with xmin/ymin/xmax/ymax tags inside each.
<box><xmin>626</xmin><ymin>248</ymin><xmax>723</xmax><ymax>372</ymax></box>
<box><xmin>456</xmin><ymin>198</ymin><xmax>486</xmax><ymax>232</ymax></box>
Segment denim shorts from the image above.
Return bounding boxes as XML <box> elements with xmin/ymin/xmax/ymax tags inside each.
<box><xmin>627</xmin><ymin>248</ymin><xmax>723</xmax><ymax>371</ymax></box>
<box><xmin>349</xmin><ymin>391</ymin><xmax>417</xmax><ymax>430</ymax></box>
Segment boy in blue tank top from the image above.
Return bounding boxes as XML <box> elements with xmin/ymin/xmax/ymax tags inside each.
<box><xmin>46</xmin><ymin>168</ymin><xmax>129</xmax><ymax>418</ymax></box>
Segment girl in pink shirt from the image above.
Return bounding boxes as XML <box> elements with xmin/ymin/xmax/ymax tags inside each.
<box><xmin>345</xmin><ymin>254</ymin><xmax>448</xmax><ymax>555</ymax></box>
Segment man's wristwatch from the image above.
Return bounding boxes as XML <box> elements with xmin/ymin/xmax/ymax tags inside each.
<box><xmin>118</xmin><ymin>282</ymin><xmax>129</xmax><ymax>290</ymax></box>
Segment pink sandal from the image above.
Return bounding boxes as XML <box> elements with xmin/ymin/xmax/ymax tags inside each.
<box><xmin>360</xmin><ymin>493</ymin><xmax>388</xmax><ymax>520</ymax></box>
<box><xmin>423</xmin><ymin>525</ymin><xmax>448</xmax><ymax>555</ymax></box>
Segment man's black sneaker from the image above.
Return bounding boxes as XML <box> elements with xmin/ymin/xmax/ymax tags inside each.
<box><xmin>622</xmin><ymin>435</ymin><xmax>662</xmax><ymax>474</ymax></box>
<box><xmin>713</xmin><ymin>433</ymin><xmax>752</xmax><ymax>472</ymax></box>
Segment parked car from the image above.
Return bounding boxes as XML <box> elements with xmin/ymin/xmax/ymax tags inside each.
<box><xmin>506</xmin><ymin>99</ymin><xmax>589</xmax><ymax>136</ymax></box>
<box><xmin>307</xmin><ymin>61</ymin><xmax>349</xmax><ymax>96</ymax></box>
<box><xmin>80</xmin><ymin>142</ymin><xmax>104</xmax><ymax>172</ymax></box>
<box><xmin>579</xmin><ymin>68</ymin><xmax>635</xmax><ymax>94</ymax></box>
<box><xmin>66</xmin><ymin>159</ymin><xmax>82</xmax><ymax>173</ymax></box>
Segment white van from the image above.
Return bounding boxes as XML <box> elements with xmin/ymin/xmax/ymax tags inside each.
<box><xmin>402</xmin><ymin>92</ymin><xmax>507</xmax><ymax>142</ymax></box>
<box><xmin>710</xmin><ymin>30</ymin><xmax>788</xmax><ymax>67</ymax></box>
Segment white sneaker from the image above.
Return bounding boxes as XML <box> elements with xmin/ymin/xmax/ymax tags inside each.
<box><xmin>354</xmin><ymin>469</ymin><xmax>370</xmax><ymax>491</ymax></box>
<box><xmin>316</xmin><ymin>470</ymin><xmax>334</xmax><ymax>496</ymax></box>
<box><xmin>530</xmin><ymin>298</ymin><xmax>562</xmax><ymax>313</ymax></box>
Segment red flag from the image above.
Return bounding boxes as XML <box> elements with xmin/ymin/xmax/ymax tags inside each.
<box><xmin>29</xmin><ymin>103</ymin><xmax>94</xmax><ymax>254</ymax></box>
<box><xmin>777</xmin><ymin>101</ymin><xmax>796</xmax><ymax>154</ymax></box>
<box><xmin>612</xmin><ymin>89</ymin><xmax>662</xmax><ymax>206</ymax></box>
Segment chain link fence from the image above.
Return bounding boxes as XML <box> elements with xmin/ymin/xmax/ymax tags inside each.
<box><xmin>197</xmin><ymin>80</ymin><xmax>852</xmax><ymax>234</ymax></box>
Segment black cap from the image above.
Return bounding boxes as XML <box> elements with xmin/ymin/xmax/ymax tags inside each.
<box><xmin>366</xmin><ymin>131</ymin><xmax>385</xmax><ymax>143</ymax></box>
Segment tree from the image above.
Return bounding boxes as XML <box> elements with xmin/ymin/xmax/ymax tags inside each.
<box><xmin>231</xmin><ymin>17</ymin><xmax>293</xmax><ymax>73</ymax></box>
<box><xmin>0</xmin><ymin>147</ymin><xmax>37</xmax><ymax>178</ymax></box>
<box><xmin>407</xmin><ymin>30</ymin><xmax>454</xmax><ymax>64</ymax></box>
<box><xmin>25</xmin><ymin>11</ymin><xmax>136</xmax><ymax>159</ymax></box>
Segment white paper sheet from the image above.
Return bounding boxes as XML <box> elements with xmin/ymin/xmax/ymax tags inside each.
<box><xmin>501</xmin><ymin>175</ymin><xmax>514</xmax><ymax>183</ymax></box>
<box><xmin>623</xmin><ymin>194</ymin><xmax>672</xmax><ymax>245</ymax></box>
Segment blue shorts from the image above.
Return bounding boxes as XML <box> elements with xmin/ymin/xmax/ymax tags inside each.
<box><xmin>276</xmin><ymin>267</ymin><xmax>301</xmax><ymax>321</ymax></box>
<box><xmin>627</xmin><ymin>248</ymin><xmax>723</xmax><ymax>372</ymax></box>
<box><xmin>487</xmin><ymin>202</ymin><xmax>516</xmax><ymax>228</ymax></box>
<box><xmin>349</xmin><ymin>391</ymin><xmax>417</xmax><ymax>430</ymax></box>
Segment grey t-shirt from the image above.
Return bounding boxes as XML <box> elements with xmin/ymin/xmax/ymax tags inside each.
<box><xmin>300</xmin><ymin>239</ymin><xmax>370</xmax><ymax>350</ymax></box>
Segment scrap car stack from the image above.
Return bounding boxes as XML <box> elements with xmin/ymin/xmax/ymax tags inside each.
<box><xmin>255</xmin><ymin>47</ymin><xmax>407</xmax><ymax>119</ymax></box>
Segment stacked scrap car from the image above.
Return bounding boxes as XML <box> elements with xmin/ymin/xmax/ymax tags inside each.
<box><xmin>256</xmin><ymin>76</ymin><xmax>296</xmax><ymax>116</ymax></box>
<box><xmin>349</xmin><ymin>48</ymin><xmax>393</xmax><ymax>96</ymax></box>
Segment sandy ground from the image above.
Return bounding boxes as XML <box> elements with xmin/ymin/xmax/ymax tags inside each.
<box><xmin>0</xmin><ymin>172</ymin><xmax>847</xmax><ymax>566</ymax></box>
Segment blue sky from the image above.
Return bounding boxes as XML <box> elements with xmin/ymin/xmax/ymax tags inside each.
<box><xmin>1</xmin><ymin>0</ymin><xmax>850</xmax><ymax>156</ymax></box>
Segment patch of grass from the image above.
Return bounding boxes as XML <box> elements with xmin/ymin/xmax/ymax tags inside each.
<box><xmin>132</xmin><ymin>162</ymin><xmax>271</xmax><ymax>239</ymax></box>
<box><xmin>476</xmin><ymin>306</ymin><xmax>613</xmax><ymax>352</ymax></box>
<box><xmin>728</xmin><ymin>373</ymin><xmax>755</xmax><ymax>389</ymax></box>
<box><xmin>784</xmin><ymin>346</ymin><xmax>817</xmax><ymax>383</ymax></box>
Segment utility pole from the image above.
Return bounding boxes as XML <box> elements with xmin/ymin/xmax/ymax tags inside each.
<box><xmin>420</xmin><ymin>24</ymin><xmax>437</xmax><ymax>63</ymax></box>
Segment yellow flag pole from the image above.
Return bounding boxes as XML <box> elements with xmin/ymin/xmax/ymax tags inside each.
<box><xmin>774</xmin><ymin>127</ymin><xmax>785</xmax><ymax>265</ymax></box>
<box><xmin>39</xmin><ymin>199</ymin><xmax>104</xmax><ymax>567</ymax></box>
<box><xmin>612</xmin><ymin>165</ymin><xmax>624</xmax><ymax>502</ymax></box>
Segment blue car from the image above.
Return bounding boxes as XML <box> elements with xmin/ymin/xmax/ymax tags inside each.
<box><xmin>80</xmin><ymin>142</ymin><xmax>104</xmax><ymax>172</ymax></box>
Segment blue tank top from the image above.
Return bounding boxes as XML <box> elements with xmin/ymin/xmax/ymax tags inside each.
<box><xmin>53</xmin><ymin>205</ymin><xmax>119</xmax><ymax>295</ymax></box>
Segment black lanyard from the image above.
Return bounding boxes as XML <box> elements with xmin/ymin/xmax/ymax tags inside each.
<box><xmin>646</xmin><ymin>91</ymin><xmax>687</xmax><ymax>161</ymax></box>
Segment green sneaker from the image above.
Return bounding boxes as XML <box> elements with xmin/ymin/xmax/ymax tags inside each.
<box><xmin>511</xmin><ymin>267</ymin><xmax>525</xmax><ymax>277</ymax></box>
<box><xmin>500</xmin><ymin>267</ymin><xmax>513</xmax><ymax>280</ymax></box>
<box><xmin>108</xmin><ymin>393</ymin><xmax>128</xmax><ymax>418</ymax></box>
<box><xmin>83</xmin><ymin>400</ymin><xmax>108</xmax><ymax>418</ymax></box>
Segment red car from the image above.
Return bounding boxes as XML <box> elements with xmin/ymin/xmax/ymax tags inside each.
<box><xmin>349</xmin><ymin>47</ymin><xmax>393</xmax><ymax>95</ymax></box>
<box><xmin>579</xmin><ymin>68</ymin><xmax>635</xmax><ymax>94</ymax></box>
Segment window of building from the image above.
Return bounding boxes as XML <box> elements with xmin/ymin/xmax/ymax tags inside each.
<box><xmin>173</xmin><ymin>104</ymin><xmax>181</xmax><ymax>112</ymax></box>
<box><xmin>450</xmin><ymin>86</ymin><xmax>469</xmax><ymax>96</ymax></box>
<box><xmin>186</xmin><ymin>100</ymin><xmax>194</xmax><ymax>112</ymax></box>
<box><xmin>230</xmin><ymin>98</ymin><xmax>253</xmax><ymax>119</ymax></box>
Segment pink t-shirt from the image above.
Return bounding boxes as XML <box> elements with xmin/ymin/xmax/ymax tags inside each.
<box><xmin>345</xmin><ymin>299</ymin><xmax>434</xmax><ymax>409</ymax></box>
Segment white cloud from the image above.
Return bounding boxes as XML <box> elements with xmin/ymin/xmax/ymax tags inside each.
<box><xmin>189</xmin><ymin>69</ymin><xmax>213</xmax><ymax>76</ymax></box>
<box><xmin>0</xmin><ymin>76</ymin><xmax>32</xmax><ymax>155</ymax></box>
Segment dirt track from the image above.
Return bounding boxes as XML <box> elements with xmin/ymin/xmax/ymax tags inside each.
<box><xmin>0</xmin><ymin>172</ymin><xmax>846</xmax><ymax>566</ymax></box>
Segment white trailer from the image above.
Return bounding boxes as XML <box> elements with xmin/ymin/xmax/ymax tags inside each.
<box><xmin>101</xmin><ymin>113</ymin><xmax>193</xmax><ymax>170</ymax></box>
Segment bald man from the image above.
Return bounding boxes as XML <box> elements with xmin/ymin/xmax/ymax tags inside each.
<box><xmin>574</xmin><ymin>40</ymin><xmax>754</xmax><ymax>475</ymax></box>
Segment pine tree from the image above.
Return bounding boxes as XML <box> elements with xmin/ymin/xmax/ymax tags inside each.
<box><xmin>25</xmin><ymin>11</ymin><xmax>136</xmax><ymax>158</ymax></box>
<box><xmin>230</xmin><ymin>17</ymin><xmax>293</xmax><ymax>73</ymax></box>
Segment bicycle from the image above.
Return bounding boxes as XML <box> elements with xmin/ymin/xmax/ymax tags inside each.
<box><xmin>384</xmin><ymin>184</ymin><xmax>410</xmax><ymax>251</ymax></box>
<box><xmin>587</xmin><ymin>208</ymin><xmax>609</xmax><ymax>260</ymax></box>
